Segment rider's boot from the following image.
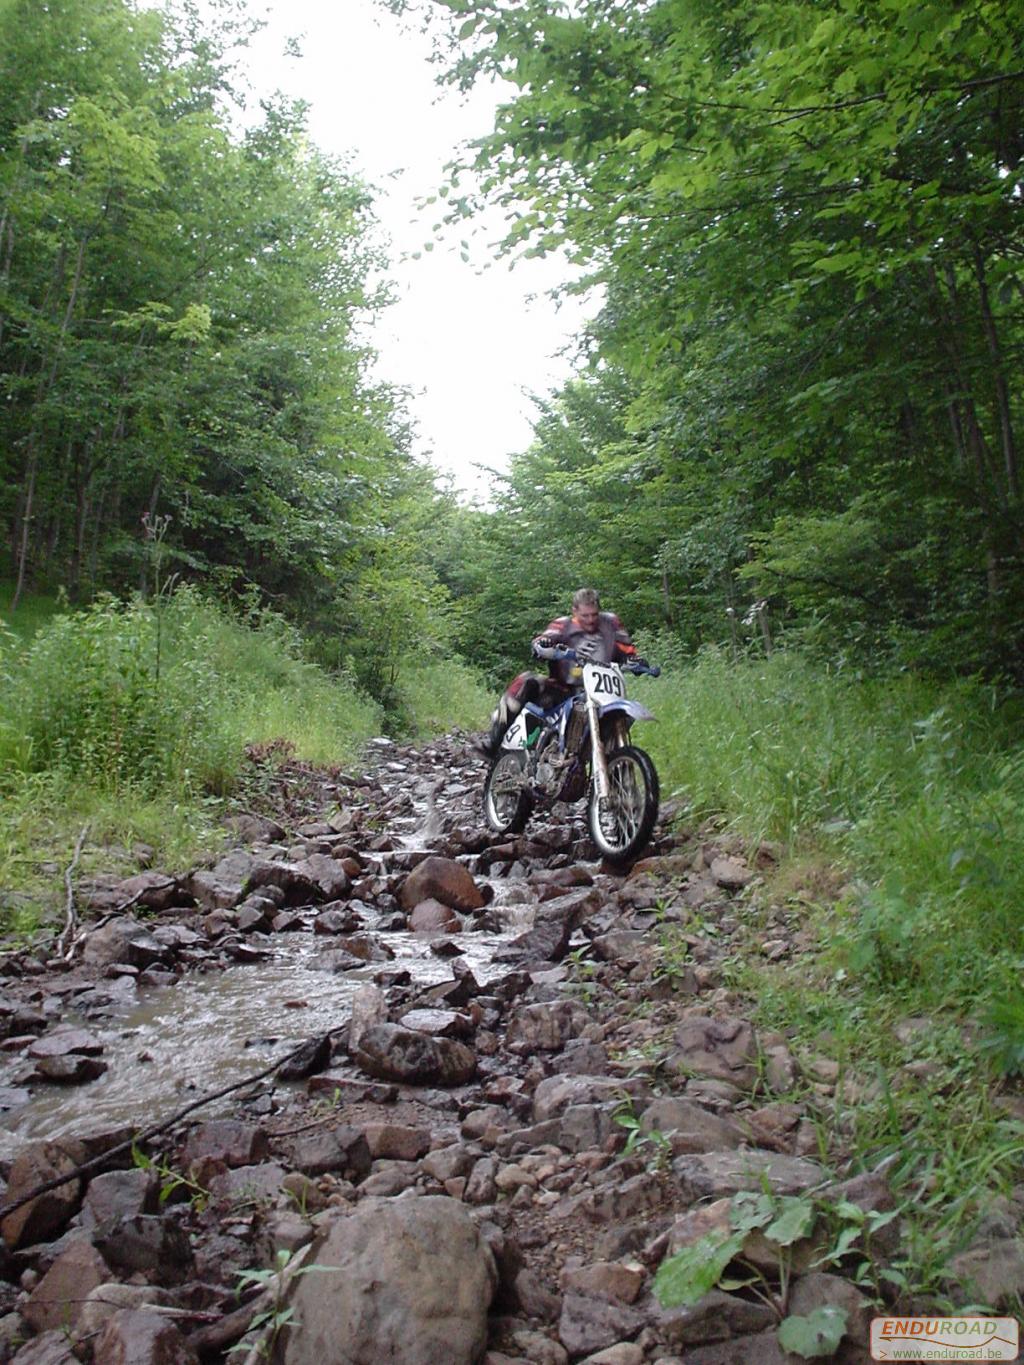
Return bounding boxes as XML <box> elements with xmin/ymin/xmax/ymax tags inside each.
<box><xmin>472</xmin><ymin>712</ymin><xmax>505</xmax><ymax>761</ymax></box>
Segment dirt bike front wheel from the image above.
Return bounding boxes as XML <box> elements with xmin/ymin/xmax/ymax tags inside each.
<box><xmin>484</xmin><ymin>749</ymin><xmax>533</xmax><ymax>835</ymax></box>
<box><xmin>588</xmin><ymin>744</ymin><xmax>659</xmax><ymax>863</ymax></box>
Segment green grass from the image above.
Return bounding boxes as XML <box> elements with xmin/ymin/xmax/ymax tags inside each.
<box><xmin>0</xmin><ymin>579</ymin><xmax>65</xmax><ymax>642</ymax></box>
<box><xmin>627</xmin><ymin>645</ymin><xmax>1024</xmax><ymax>1304</ymax></box>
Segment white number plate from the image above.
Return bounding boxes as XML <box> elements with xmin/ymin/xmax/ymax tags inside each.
<box><xmin>583</xmin><ymin>661</ymin><xmax>625</xmax><ymax>702</ymax></box>
<box><xmin>502</xmin><ymin>712</ymin><xmax>530</xmax><ymax>748</ymax></box>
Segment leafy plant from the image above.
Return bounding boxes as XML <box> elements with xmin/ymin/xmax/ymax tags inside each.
<box><xmin>653</xmin><ymin>1187</ymin><xmax>858</xmax><ymax>1357</ymax></box>
<box><xmin>231</xmin><ymin>1247</ymin><xmax>336</xmax><ymax>1360</ymax></box>
<box><xmin>613</xmin><ymin>1098</ymin><xmax>672</xmax><ymax>1168</ymax></box>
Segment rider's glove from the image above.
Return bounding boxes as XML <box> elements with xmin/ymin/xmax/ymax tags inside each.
<box><xmin>635</xmin><ymin>657</ymin><xmax>650</xmax><ymax>669</ymax></box>
<box><xmin>575</xmin><ymin>634</ymin><xmax>601</xmax><ymax>661</ymax></box>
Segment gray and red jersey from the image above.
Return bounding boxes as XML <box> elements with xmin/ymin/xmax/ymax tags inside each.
<box><xmin>532</xmin><ymin>612</ymin><xmax>637</xmax><ymax>686</ymax></box>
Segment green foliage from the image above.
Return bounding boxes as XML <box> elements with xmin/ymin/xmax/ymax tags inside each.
<box><xmin>412</xmin><ymin>0</ymin><xmax>1024</xmax><ymax>680</ymax></box>
<box><xmin>978</xmin><ymin>997</ymin><xmax>1024</xmax><ymax>1080</ymax></box>
<box><xmin>777</xmin><ymin>1306</ymin><xmax>848</xmax><ymax>1359</ymax></box>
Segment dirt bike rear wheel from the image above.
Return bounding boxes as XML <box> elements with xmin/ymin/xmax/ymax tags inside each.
<box><xmin>484</xmin><ymin>750</ymin><xmax>533</xmax><ymax>835</ymax></box>
<box><xmin>588</xmin><ymin>744</ymin><xmax>659</xmax><ymax>863</ymax></box>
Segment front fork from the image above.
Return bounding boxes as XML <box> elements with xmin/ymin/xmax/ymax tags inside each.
<box><xmin>586</xmin><ymin>693</ymin><xmax>611</xmax><ymax>803</ymax></box>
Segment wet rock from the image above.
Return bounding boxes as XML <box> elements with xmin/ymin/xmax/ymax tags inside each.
<box><xmin>1</xmin><ymin>1140</ymin><xmax>83</xmax><ymax>1250</ymax></box>
<box><xmin>93</xmin><ymin>1214</ymin><xmax>194</xmax><ymax>1285</ymax></box>
<box><xmin>639</xmin><ymin>1098</ymin><xmax>746</xmax><ymax>1155</ymax></box>
<box><xmin>334</xmin><ymin>933</ymin><xmax>394</xmax><ymax>962</ymax></box>
<box><xmin>186</xmin><ymin>850</ymin><xmax>256</xmax><ymax>911</ymax></box>
<box><xmin>81</xmin><ymin>1167</ymin><xmax>159</xmax><ymax>1228</ymax></box>
<box><xmin>398</xmin><ymin>1008</ymin><xmax>474</xmax><ymax>1038</ymax></box>
<box><xmin>348</xmin><ymin>985</ymin><xmax>388</xmax><ymax>1052</ymax></box>
<box><xmin>558</xmin><ymin>1291</ymin><xmax>645</xmax><ymax>1357</ymax></box>
<box><xmin>34</xmin><ymin>1053</ymin><xmax>108</xmax><ymax>1084</ymax></box>
<box><xmin>116</xmin><ymin>871</ymin><xmax>184</xmax><ymax>912</ymax></box>
<box><xmin>182</xmin><ymin>1121</ymin><xmax>270</xmax><ymax>1170</ymax></box>
<box><xmin>306</xmin><ymin>1074</ymin><xmax>397</xmax><ymax>1104</ymax></box>
<box><xmin>668</xmin><ymin>1016</ymin><xmax>758</xmax><ymax>1090</ymax></box>
<box><xmin>354</xmin><ymin>1023</ymin><xmax>476</xmax><ymax>1087</ymax></box>
<box><xmin>506</xmin><ymin>1001</ymin><xmax>591</xmax><ymax>1055</ymax></box>
<box><xmin>236</xmin><ymin>897</ymin><xmax>277</xmax><ymax>933</ymax></box>
<box><xmin>496</xmin><ymin>889</ymin><xmax>602</xmax><ymax>965</ymax></box>
<box><xmin>278</xmin><ymin>1033</ymin><xmax>333</xmax><ymax>1080</ymax></box>
<box><xmin>409</xmin><ymin>898</ymin><xmax>464</xmax><ymax>933</ymax></box>
<box><xmin>22</xmin><ymin>1240</ymin><xmax>109</xmax><ymax>1334</ymax></box>
<box><xmin>295</xmin><ymin>853</ymin><xmax>351</xmax><ymax>900</ymax></box>
<box><xmin>591</xmin><ymin>932</ymin><xmax>647</xmax><ymax>964</ymax></box>
<box><xmin>80</xmin><ymin>916</ymin><xmax>170</xmax><ymax>970</ymax></box>
<box><xmin>289</xmin><ymin>1126</ymin><xmax>372</xmax><ymax>1181</ymax></box>
<box><xmin>399</xmin><ymin>856</ymin><xmax>486</xmax><ymax>914</ymax></box>
<box><xmin>314</xmin><ymin>904</ymin><xmax>364</xmax><ymax>935</ymax></box>
<box><xmin>281</xmin><ymin>1196</ymin><xmax>496</xmax><ymax>1365</ymax></box>
<box><xmin>673</xmin><ymin>1150</ymin><xmax>826</xmax><ymax>1202</ymax></box>
<box><xmin>465</xmin><ymin>1157</ymin><xmax>499</xmax><ymax>1204</ymax></box>
<box><xmin>95</xmin><ymin>1309</ymin><xmax>200</xmax><ymax>1364</ymax></box>
<box><xmin>245</xmin><ymin>860</ymin><xmax>323</xmax><ymax>905</ymax></box>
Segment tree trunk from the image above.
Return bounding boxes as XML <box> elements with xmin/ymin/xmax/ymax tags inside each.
<box><xmin>972</xmin><ymin>242</ymin><xmax>1020</xmax><ymax>505</ymax></box>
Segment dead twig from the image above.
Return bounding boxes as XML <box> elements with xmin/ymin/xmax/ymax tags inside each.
<box><xmin>56</xmin><ymin>823</ymin><xmax>90</xmax><ymax>960</ymax></box>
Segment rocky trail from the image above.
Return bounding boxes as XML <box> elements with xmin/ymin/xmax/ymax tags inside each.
<box><xmin>0</xmin><ymin>733</ymin><xmax>1014</xmax><ymax>1364</ymax></box>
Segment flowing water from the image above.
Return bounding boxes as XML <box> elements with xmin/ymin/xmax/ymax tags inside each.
<box><xmin>0</xmin><ymin>804</ymin><xmax>538</xmax><ymax>1161</ymax></box>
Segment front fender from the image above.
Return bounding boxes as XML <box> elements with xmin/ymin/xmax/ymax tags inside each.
<box><xmin>597</xmin><ymin>699</ymin><xmax>655</xmax><ymax>723</ymax></box>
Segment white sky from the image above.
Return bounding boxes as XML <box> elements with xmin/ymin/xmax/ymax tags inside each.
<box><xmin>240</xmin><ymin>0</ymin><xmax>596</xmax><ymax>498</ymax></box>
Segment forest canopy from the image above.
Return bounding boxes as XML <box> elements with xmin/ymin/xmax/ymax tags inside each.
<box><xmin>400</xmin><ymin>0</ymin><xmax>1024</xmax><ymax>681</ymax></box>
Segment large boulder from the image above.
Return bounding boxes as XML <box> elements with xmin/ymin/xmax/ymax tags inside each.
<box><xmin>399</xmin><ymin>857</ymin><xmax>485</xmax><ymax>913</ymax></box>
<box><xmin>354</xmin><ymin>1024</ymin><xmax>476</xmax><ymax>1087</ymax></box>
<box><xmin>79</xmin><ymin>917</ymin><xmax>170</xmax><ymax>970</ymax></box>
<box><xmin>282</xmin><ymin>1197</ymin><xmax>496</xmax><ymax>1365</ymax></box>
<box><xmin>1</xmin><ymin>1140</ymin><xmax>83</xmax><ymax>1249</ymax></box>
<box><xmin>186</xmin><ymin>851</ymin><xmax>256</xmax><ymax>911</ymax></box>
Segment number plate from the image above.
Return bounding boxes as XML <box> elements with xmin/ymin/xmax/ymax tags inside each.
<box><xmin>502</xmin><ymin>713</ymin><xmax>529</xmax><ymax>748</ymax></box>
<box><xmin>583</xmin><ymin>661</ymin><xmax>625</xmax><ymax>701</ymax></box>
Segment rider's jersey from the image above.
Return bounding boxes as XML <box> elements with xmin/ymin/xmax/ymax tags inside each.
<box><xmin>533</xmin><ymin>612</ymin><xmax>637</xmax><ymax>686</ymax></box>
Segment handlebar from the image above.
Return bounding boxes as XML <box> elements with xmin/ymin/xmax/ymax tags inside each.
<box><xmin>531</xmin><ymin>642</ymin><xmax>660</xmax><ymax>677</ymax></box>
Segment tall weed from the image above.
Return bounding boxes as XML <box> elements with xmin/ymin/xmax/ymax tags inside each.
<box><xmin>638</xmin><ymin>647</ymin><xmax>1024</xmax><ymax>1003</ymax></box>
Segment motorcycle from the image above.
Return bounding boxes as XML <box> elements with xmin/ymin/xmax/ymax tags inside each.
<box><xmin>483</xmin><ymin>643</ymin><xmax>661</xmax><ymax>863</ymax></box>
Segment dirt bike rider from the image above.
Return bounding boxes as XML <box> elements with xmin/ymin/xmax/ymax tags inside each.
<box><xmin>474</xmin><ymin>588</ymin><xmax>640</xmax><ymax>760</ymax></box>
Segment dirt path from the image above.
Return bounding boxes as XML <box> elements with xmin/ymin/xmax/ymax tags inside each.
<box><xmin>0</xmin><ymin>733</ymin><xmax>985</xmax><ymax>1363</ymax></box>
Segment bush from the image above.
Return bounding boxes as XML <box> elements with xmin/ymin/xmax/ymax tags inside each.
<box><xmin>3</xmin><ymin>587</ymin><xmax>383</xmax><ymax>791</ymax></box>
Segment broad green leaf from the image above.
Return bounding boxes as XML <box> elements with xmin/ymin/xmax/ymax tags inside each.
<box><xmin>765</xmin><ymin>1197</ymin><xmax>816</xmax><ymax>1247</ymax></box>
<box><xmin>653</xmin><ymin>1231</ymin><xmax>745</xmax><ymax>1308</ymax></box>
<box><xmin>778</xmin><ymin>1306</ymin><xmax>848</xmax><ymax>1358</ymax></box>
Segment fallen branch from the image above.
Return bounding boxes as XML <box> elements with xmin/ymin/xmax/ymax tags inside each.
<box><xmin>0</xmin><ymin>1027</ymin><xmax>347</xmax><ymax>1226</ymax></box>
<box><xmin>56</xmin><ymin>824</ymin><xmax>90</xmax><ymax>960</ymax></box>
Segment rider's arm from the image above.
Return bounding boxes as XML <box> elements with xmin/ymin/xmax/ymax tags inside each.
<box><xmin>608</xmin><ymin>612</ymin><xmax>638</xmax><ymax>661</ymax></box>
<box><xmin>532</xmin><ymin>617</ymin><xmax>571</xmax><ymax>652</ymax></box>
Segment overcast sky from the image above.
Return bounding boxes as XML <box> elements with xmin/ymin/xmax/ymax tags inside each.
<box><xmin>241</xmin><ymin>0</ymin><xmax>595</xmax><ymax>498</ymax></box>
